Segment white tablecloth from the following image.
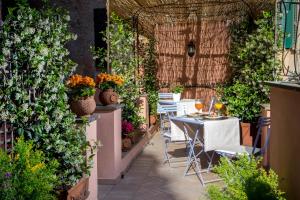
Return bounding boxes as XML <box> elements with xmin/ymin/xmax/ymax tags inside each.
<box><xmin>170</xmin><ymin>117</ymin><xmax>240</xmax><ymax>152</ymax></box>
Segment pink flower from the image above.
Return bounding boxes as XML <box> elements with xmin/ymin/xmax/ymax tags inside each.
<box><xmin>122</xmin><ymin>120</ymin><xmax>134</xmax><ymax>134</ymax></box>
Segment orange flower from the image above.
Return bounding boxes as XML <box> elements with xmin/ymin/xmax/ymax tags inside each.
<box><xmin>96</xmin><ymin>73</ymin><xmax>124</xmax><ymax>86</ymax></box>
<box><xmin>67</xmin><ymin>74</ymin><xmax>96</xmax><ymax>88</ymax></box>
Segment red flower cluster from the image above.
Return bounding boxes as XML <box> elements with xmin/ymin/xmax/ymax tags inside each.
<box><xmin>122</xmin><ymin>120</ymin><xmax>134</xmax><ymax>134</ymax></box>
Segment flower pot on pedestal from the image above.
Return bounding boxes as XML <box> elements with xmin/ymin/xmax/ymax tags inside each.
<box><xmin>70</xmin><ymin>96</ymin><xmax>96</xmax><ymax>117</ymax></box>
<box><xmin>99</xmin><ymin>89</ymin><xmax>119</xmax><ymax>106</ymax></box>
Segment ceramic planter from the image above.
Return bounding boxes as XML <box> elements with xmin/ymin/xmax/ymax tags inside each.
<box><xmin>122</xmin><ymin>137</ymin><xmax>132</xmax><ymax>151</ymax></box>
<box><xmin>70</xmin><ymin>96</ymin><xmax>96</xmax><ymax>117</ymax></box>
<box><xmin>149</xmin><ymin>115</ymin><xmax>157</xmax><ymax>125</ymax></box>
<box><xmin>99</xmin><ymin>89</ymin><xmax>118</xmax><ymax>106</ymax></box>
<box><xmin>173</xmin><ymin>93</ymin><xmax>181</xmax><ymax>102</ymax></box>
<box><xmin>130</xmin><ymin>133</ymin><xmax>142</xmax><ymax>144</ymax></box>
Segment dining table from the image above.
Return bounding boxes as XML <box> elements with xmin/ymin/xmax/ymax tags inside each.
<box><xmin>169</xmin><ymin>114</ymin><xmax>240</xmax><ymax>185</ymax></box>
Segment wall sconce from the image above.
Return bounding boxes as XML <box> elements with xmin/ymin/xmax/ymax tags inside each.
<box><xmin>187</xmin><ymin>41</ymin><xmax>196</xmax><ymax>57</ymax></box>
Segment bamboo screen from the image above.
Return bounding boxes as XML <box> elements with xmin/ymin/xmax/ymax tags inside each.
<box><xmin>155</xmin><ymin>20</ymin><xmax>231</xmax><ymax>103</ymax></box>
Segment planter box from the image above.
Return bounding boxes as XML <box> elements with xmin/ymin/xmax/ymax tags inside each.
<box><xmin>67</xmin><ymin>177</ymin><xmax>90</xmax><ymax>200</ymax></box>
<box><xmin>58</xmin><ymin>177</ymin><xmax>89</xmax><ymax>200</ymax></box>
<box><xmin>240</xmin><ymin>122</ymin><xmax>260</xmax><ymax>147</ymax></box>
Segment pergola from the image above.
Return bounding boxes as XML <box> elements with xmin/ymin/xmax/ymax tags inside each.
<box><xmin>110</xmin><ymin>0</ymin><xmax>275</xmax><ymax>36</ymax></box>
<box><xmin>106</xmin><ymin>0</ymin><xmax>277</xmax><ymax>100</ymax></box>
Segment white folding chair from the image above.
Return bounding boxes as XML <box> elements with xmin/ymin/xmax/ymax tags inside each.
<box><xmin>158</xmin><ymin>104</ymin><xmax>193</xmax><ymax>166</ymax></box>
<box><xmin>215</xmin><ymin>117</ymin><xmax>271</xmax><ymax>158</ymax></box>
<box><xmin>158</xmin><ymin>93</ymin><xmax>174</xmax><ymax>100</ymax></box>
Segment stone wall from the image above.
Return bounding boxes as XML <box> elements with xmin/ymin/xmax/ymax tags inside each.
<box><xmin>50</xmin><ymin>0</ymin><xmax>106</xmax><ymax>77</ymax></box>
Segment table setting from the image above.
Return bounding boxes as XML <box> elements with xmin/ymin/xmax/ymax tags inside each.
<box><xmin>168</xmin><ymin>99</ymin><xmax>240</xmax><ymax>185</ymax></box>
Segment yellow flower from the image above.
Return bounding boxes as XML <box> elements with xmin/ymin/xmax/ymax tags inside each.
<box><xmin>31</xmin><ymin>163</ymin><xmax>45</xmax><ymax>173</ymax></box>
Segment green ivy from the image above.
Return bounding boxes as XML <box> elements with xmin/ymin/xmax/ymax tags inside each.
<box><xmin>220</xmin><ymin>12</ymin><xmax>281</xmax><ymax>122</ymax></box>
<box><xmin>0</xmin><ymin>2</ymin><xmax>92</xmax><ymax>188</ymax></box>
<box><xmin>143</xmin><ymin>38</ymin><xmax>159</xmax><ymax>115</ymax></box>
<box><xmin>208</xmin><ymin>155</ymin><xmax>286</xmax><ymax>200</ymax></box>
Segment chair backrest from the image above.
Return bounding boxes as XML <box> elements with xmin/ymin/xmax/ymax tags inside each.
<box><xmin>158</xmin><ymin>93</ymin><xmax>174</xmax><ymax>100</ymax></box>
<box><xmin>158</xmin><ymin>105</ymin><xmax>178</xmax><ymax>133</ymax></box>
<box><xmin>157</xmin><ymin>104</ymin><xmax>177</xmax><ymax>114</ymax></box>
<box><xmin>252</xmin><ymin>117</ymin><xmax>271</xmax><ymax>155</ymax></box>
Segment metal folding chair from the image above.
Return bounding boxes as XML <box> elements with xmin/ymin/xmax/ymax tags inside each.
<box><xmin>215</xmin><ymin>117</ymin><xmax>271</xmax><ymax>158</ymax></box>
<box><xmin>157</xmin><ymin>104</ymin><xmax>178</xmax><ymax>165</ymax></box>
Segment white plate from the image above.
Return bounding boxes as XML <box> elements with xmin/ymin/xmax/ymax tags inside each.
<box><xmin>204</xmin><ymin>115</ymin><xmax>225</xmax><ymax>120</ymax></box>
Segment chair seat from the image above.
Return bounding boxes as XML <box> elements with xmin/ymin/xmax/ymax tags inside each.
<box><xmin>215</xmin><ymin>145</ymin><xmax>261</xmax><ymax>156</ymax></box>
<box><xmin>163</xmin><ymin>131</ymin><xmax>172</xmax><ymax>138</ymax></box>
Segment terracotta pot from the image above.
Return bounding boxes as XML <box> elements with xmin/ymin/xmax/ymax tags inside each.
<box><xmin>58</xmin><ymin>177</ymin><xmax>89</xmax><ymax>200</ymax></box>
<box><xmin>70</xmin><ymin>96</ymin><xmax>96</xmax><ymax>117</ymax></box>
<box><xmin>99</xmin><ymin>89</ymin><xmax>118</xmax><ymax>106</ymax></box>
<box><xmin>130</xmin><ymin>134</ymin><xmax>142</xmax><ymax>144</ymax></box>
<box><xmin>149</xmin><ymin>115</ymin><xmax>157</xmax><ymax>125</ymax></box>
<box><xmin>122</xmin><ymin>137</ymin><xmax>132</xmax><ymax>151</ymax></box>
<box><xmin>240</xmin><ymin>122</ymin><xmax>259</xmax><ymax>147</ymax></box>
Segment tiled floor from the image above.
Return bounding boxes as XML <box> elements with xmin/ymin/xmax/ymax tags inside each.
<box><xmin>99</xmin><ymin>132</ymin><xmax>221</xmax><ymax>200</ymax></box>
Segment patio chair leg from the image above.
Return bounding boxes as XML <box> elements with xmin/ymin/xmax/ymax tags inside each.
<box><xmin>207</xmin><ymin>151</ymin><xmax>215</xmax><ymax>172</ymax></box>
<box><xmin>183</xmin><ymin>143</ymin><xmax>194</xmax><ymax>176</ymax></box>
<box><xmin>192</xmin><ymin>147</ymin><xmax>205</xmax><ymax>186</ymax></box>
<box><xmin>163</xmin><ymin>142</ymin><xmax>171</xmax><ymax>166</ymax></box>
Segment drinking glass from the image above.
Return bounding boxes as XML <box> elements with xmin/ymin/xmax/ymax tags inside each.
<box><xmin>195</xmin><ymin>99</ymin><xmax>204</xmax><ymax>113</ymax></box>
<box><xmin>214</xmin><ymin>101</ymin><xmax>223</xmax><ymax>116</ymax></box>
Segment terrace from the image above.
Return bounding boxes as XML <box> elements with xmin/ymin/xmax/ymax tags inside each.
<box><xmin>0</xmin><ymin>0</ymin><xmax>300</xmax><ymax>200</ymax></box>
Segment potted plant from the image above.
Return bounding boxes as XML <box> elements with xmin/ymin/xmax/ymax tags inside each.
<box><xmin>171</xmin><ymin>85</ymin><xmax>184</xmax><ymax>102</ymax></box>
<box><xmin>121</xmin><ymin>120</ymin><xmax>135</xmax><ymax>151</ymax></box>
<box><xmin>96</xmin><ymin>73</ymin><xmax>124</xmax><ymax>106</ymax></box>
<box><xmin>67</xmin><ymin>74</ymin><xmax>96</xmax><ymax>116</ymax></box>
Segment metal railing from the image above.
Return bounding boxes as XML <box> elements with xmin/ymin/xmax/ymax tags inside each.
<box><xmin>0</xmin><ymin>121</ymin><xmax>14</xmax><ymax>152</ymax></box>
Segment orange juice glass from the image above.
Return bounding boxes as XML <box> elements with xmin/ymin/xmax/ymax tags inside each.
<box><xmin>195</xmin><ymin>100</ymin><xmax>204</xmax><ymax>113</ymax></box>
<box><xmin>214</xmin><ymin>102</ymin><xmax>223</xmax><ymax>116</ymax></box>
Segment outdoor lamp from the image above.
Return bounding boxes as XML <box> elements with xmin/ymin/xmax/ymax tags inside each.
<box><xmin>187</xmin><ymin>41</ymin><xmax>196</xmax><ymax>57</ymax></box>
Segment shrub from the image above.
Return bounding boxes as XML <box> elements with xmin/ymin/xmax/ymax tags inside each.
<box><xmin>0</xmin><ymin>136</ymin><xmax>58</xmax><ymax>200</ymax></box>
<box><xmin>208</xmin><ymin>155</ymin><xmax>286</xmax><ymax>200</ymax></box>
<box><xmin>219</xmin><ymin>12</ymin><xmax>280</xmax><ymax>122</ymax></box>
<box><xmin>0</xmin><ymin>1</ymin><xmax>93</xmax><ymax>188</ymax></box>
